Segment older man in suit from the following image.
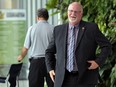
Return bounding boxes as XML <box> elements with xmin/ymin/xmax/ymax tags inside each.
<box><xmin>45</xmin><ymin>2</ymin><xmax>112</xmax><ymax>87</ymax></box>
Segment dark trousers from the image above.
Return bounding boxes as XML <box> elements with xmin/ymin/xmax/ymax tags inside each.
<box><xmin>29</xmin><ymin>58</ymin><xmax>54</xmax><ymax>87</ymax></box>
<box><xmin>62</xmin><ymin>70</ymin><xmax>95</xmax><ymax>87</ymax></box>
<box><xmin>8</xmin><ymin>77</ymin><xmax>16</xmax><ymax>87</ymax></box>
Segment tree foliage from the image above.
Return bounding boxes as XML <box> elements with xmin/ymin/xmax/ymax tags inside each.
<box><xmin>46</xmin><ymin>0</ymin><xmax>116</xmax><ymax>87</ymax></box>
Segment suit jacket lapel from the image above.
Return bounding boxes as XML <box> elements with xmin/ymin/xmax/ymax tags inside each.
<box><xmin>76</xmin><ymin>21</ymin><xmax>86</xmax><ymax>49</ymax></box>
<box><xmin>61</xmin><ymin>23</ymin><xmax>68</xmax><ymax>60</ymax></box>
<box><xmin>63</xmin><ymin>23</ymin><xmax>68</xmax><ymax>49</ymax></box>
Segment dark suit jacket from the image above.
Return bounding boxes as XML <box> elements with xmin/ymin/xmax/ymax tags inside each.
<box><xmin>45</xmin><ymin>20</ymin><xmax>112</xmax><ymax>87</ymax></box>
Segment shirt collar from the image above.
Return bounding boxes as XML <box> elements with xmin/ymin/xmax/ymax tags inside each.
<box><xmin>69</xmin><ymin>23</ymin><xmax>79</xmax><ymax>29</ymax></box>
<box><xmin>37</xmin><ymin>20</ymin><xmax>48</xmax><ymax>23</ymax></box>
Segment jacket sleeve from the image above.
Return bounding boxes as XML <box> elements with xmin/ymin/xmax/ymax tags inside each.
<box><xmin>94</xmin><ymin>24</ymin><xmax>112</xmax><ymax>66</ymax></box>
<box><xmin>45</xmin><ymin>29</ymin><xmax>56</xmax><ymax>72</ymax></box>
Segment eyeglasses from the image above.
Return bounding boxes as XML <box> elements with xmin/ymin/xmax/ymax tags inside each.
<box><xmin>68</xmin><ymin>10</ymin><xmax>81</xmax><ymax>14</ymax></box>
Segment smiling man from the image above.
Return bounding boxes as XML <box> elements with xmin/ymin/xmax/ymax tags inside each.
<box><xmin>45</xmin><ymin>2</ymin><xmax>112</xmax><ymax>87</ymax></box>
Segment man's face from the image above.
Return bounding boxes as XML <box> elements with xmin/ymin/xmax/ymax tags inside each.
<box><xmin>68</xmin><ymin>3</ymin><xmax>83</xmax><ymax>25</ymax></box>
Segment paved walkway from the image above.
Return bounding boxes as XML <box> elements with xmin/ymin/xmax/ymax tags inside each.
<box><xmin>0</xmin><ymin>80</ymin><xmax>48</xmax><ymax>87</ymax></box>
<box><xmin>0</xmin><ymin>80</ymin><xmax>28</xmax><ymax>87</ymax></box>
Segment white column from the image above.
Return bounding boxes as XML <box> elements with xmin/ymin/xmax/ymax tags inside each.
<box><xmin>27</xmin><ymin>0</ymin><xmax>32</xmax><ymax>28</ymax></box>
<box><xmin>32</xmin><ymin>0</ymin><xmax>36</xmax><ymax>24</ymax></box>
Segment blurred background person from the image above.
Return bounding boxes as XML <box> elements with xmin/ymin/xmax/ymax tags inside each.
<box><xmin>17</xmin><ymin>8</ymin><xmax>54</xmax><ymax>87</ymax></box>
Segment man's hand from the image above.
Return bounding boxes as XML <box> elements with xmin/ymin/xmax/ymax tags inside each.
<box><xmin>88</xmin><ymin>60</ymin><xmax>99</xmax><ymax>70</ymax></box>
<box><xmin>17</xmin><ymin>47</ymin><xmax>28</xmax><ymax>62</ymax></box>
<box><xmin>17</xmin><ymin>55</ymin><xmax>23</xmax><ymax>62</ymax></box>
<box><xmin>49</xmin><ymin>70</ymin><xmax>55</xmax><ymax>82</ymax></box>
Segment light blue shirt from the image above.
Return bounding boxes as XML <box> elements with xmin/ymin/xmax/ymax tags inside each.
<box><xmin>67</xmin><ymin>23</ymin><xmax>79</xmax><ymax>71</ymax></box>
<box><xmin>24</xmin><ymin>20</ymin><xmax>54</xmax><ymax>58</ymax></box>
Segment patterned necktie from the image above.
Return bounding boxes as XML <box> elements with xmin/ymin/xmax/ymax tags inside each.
<box><xmin>66</xmin><ymin>26</ymin><xmax>75</xmax><ymax>72</ymax></box>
